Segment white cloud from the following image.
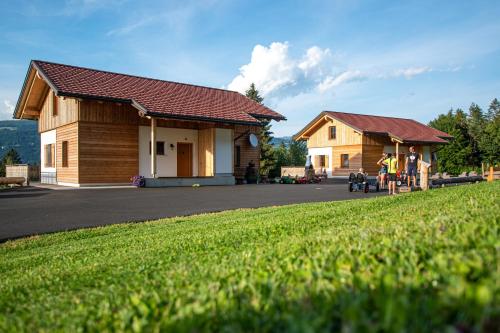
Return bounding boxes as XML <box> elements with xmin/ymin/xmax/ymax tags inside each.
<box><xmin>227</xmin><ymin>42</ymin><xmax>299</xmax><ymax>96</ymax></box>
<box><xmin>393</xmin><ymin>66</ymin><xmax>432</xmax><ymax>79</ymax></box>
<box><xmin>227</xmin><ymin>42</ymin><xmax>335</xmax><ymax>96</ymax></box>
<box><xmin>1</xmin><ymin>100</ymin><xmax>15</xmax><ymax>120</ymax></box>
<box><xmin>317</xmin><ymin>70</ymin><xmax>365</xmax><ymax>93</ymax></box>
<box><xmin>298</xmin><ymin>46</ymin><xmax>331</xmax><ymax>78</ymax></box>
<box><xmin>227</xmin><ymin>42</ymin><xmax>438</xmax><ymax>98</ymax></box>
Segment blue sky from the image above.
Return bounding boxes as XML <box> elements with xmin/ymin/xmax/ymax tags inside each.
<box><xmin>1</xmin><ymin>0</ymin><xmax>499</xmax><ymax>136</ymax></box>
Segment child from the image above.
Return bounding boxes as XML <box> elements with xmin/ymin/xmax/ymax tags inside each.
<box><xmin>378</xmin><ymin>153</ymin><xmax>397</xmax><ymax>195</ymax></box>
<box><xmin>378</xmin><ymin>153</ymin><xmax>387</xmax><ymax>189</ymax></box>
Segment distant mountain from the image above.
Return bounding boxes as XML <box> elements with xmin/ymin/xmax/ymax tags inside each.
<box><xmin>271</xmin><ymin>136</ymin><xmax>292</xmax><ymax>147</ymax></box>
<box><xmin>0</xmin><ymin>120</ymin><xmax>39</xmax><ymax>164</ymax></box>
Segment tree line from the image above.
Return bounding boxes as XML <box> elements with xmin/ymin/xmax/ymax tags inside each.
<box><xmin>429</xmin><ymin>98</ymin><xmax>499</xmax><ymax>175</ymax></box>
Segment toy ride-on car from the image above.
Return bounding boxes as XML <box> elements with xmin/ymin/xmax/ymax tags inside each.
<box><xmin>348</xmin><ymin>172</ymin><xmax>380</xmax><ymax>193</ymax></box>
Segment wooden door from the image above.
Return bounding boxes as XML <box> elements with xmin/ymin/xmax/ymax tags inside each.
<box><xmin>177</xmin><ymin>143</ymin><xmax>193</xmax><ymax>177</ymax></box>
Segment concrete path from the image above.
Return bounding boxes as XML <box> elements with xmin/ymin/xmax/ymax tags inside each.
<box><xmin>0</xmin><ymin>184</ymin><xmax>383</xmax><ymax>241</ymax></box>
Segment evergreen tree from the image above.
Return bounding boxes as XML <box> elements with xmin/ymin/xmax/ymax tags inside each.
<box><xmin>479</xmin><ymin>98</ymin><xmax>500</xmax><ymax>164</ymax></box>
<box><xmin>288</xmin><ymin>140</ymin><xmax>307</xmax><ymax>166</ymax></box>
<box><xmin>245</xmin><ymin>83</ymin><xmax>264</xmax><ymax>104</ymax></box>
<box><xmin>467</xmin><ymin>103</ymin><xmax>485</xmax><ymax>167</ymax></box>
<box><xmin>0</xmin><ymin>148</ymin><xmax>22</xmax><ymax>177</ymax></box>
<box><xmin>486</xmin><ymin>98</ymin><xmax>500</xmax><ymax>121</ymax></box>
<box><xmin>245</xmin><ymin>83</ymin><xmax>275</xmax><ymax>179</ymax></box>
<box><xmin>429</xmin><ymin>109</ymin><xmax>473</xmax><ymax>174</ymax></box>
<box><xmin>258</xmin><ymin>119</ymin><xmax>277</xmax><ymax>178</ymax></box>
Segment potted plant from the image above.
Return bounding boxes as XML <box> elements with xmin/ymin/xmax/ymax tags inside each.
<box><xmin>131</xmin><ymin>175</ymin><xmax>145</xmax><ymax>188</ymax></box>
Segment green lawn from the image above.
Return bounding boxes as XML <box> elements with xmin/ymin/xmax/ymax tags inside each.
<box><xmin>0</xmin><ymin>183</ymin><xmax>498</xmax><ymax>332</ymax></box>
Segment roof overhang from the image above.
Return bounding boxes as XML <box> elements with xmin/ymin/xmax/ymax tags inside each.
<box><xmin>13</xmin><ymin>63</ymin><xmax>51</xmax><ymax>120</ymax></box>
<box><xmin>249</xmin><ymin>113</ymin><xmax>287</xmax><ymax>122</ymax></box>
<box><xmin>14</xmin><ymin>60</ymin><xmax>269</xmax><ymax>126</ymax></box>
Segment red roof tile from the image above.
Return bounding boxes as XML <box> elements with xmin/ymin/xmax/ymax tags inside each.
<box><xmin>31</xmin><ymin>60</ymin><xmax>285</xmax><ymax>125</ymax></box>
<box><xmin>325</xmin><ymin>111</ymin><xmax>451</xmax><ymax>143</ymax></box>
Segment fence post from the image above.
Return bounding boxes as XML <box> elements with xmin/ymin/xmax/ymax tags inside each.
<box><xmin>488</xmin><ymin>166</ymin><xmax>494</xmax><ymax>182</ymax></box>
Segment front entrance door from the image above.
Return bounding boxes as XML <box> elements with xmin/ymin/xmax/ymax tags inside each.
<box><xmin>177</xmin><ymin>143</ymin><xmax>193</xmax><ymax>177</ymax></box>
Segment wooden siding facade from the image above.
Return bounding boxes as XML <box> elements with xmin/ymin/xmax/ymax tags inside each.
<box><xmin>306</xmin><ymin>117</ymin><xmax>362</xmax><ymax>148</ymax></box>
<box><xmin>198</xmin><ymin>128</ymin><xmax>215</xmax><ymax>177</ymax></box>
<box><xmin>78</xmin><ymin>123</ymin><xmax>138</xmax><ymax>184</ymax></box>
<box><xmin>39</xmin><ymin>93</ymin><xmax>79</xmax><ymax>133</ymax></box>
<box><xmin>234</xmin><ymin>125</ymin><xmax>260</xmax><ymax>179</ymax></box>
<box><xmin>35</xmin><ymin>88</ymin><xmax>263</xmax><ymax>185</ymax></box>
<box><xmin>56</xmin><ymin>122</ymin><xmax>79</xmax><ymax>184</ymax></box>
<box><xmin>304</xmin><ymin>116</ymin><xmax>437</xmax><ymax>176</ymax></box>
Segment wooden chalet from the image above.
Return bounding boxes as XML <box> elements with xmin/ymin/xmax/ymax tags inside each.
<box><xmin>294</xmin><ymin>111</ymin><xmax>451</xmax><ymax>176</ymax></box>
<box><xmin>13</xmin><ymin>60</ymin><xmax>285</xmax><ymax>187</ymax></box>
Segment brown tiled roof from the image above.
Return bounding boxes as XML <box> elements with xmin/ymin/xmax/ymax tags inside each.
<box><xmin>325</xmin><ymin>111</ymin><xmax>452</xmax><ymax>143</ymax></box>
<box><xmin>30</xmin><ymin>60</ymin><xmax>285</xmax><ymax>125</ymax></box>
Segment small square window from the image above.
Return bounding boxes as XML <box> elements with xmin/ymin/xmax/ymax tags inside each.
<box><xmin>149</xmin><ymin>141</ymin><xmax>165</xmax><ymax>155</ymax></box>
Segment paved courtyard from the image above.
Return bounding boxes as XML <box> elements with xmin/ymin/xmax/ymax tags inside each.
<box><xmin>0</xmin><ymin>183</ymin><xmax>383</xmax><ymax>241</ymax></box>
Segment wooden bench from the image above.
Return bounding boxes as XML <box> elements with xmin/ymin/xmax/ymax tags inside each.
<box><xmin>0</xmin><ymin>177</ymin><xmax>26</xmax><ymax>186</ymax></box>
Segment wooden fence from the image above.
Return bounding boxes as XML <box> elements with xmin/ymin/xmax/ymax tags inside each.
<box><xmin>6</xmin><ymin>164</ymin><xmax>40</xmax><ymax>185</ymax></box>
<box><xmin>281</xmin><ymin>166</ymin><xmax>306</xmax><ymax>177</ymax></box>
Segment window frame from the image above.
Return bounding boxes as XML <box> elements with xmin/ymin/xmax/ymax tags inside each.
<box><xmin>149</xmin><ymin>141</ymin><xmax>165</xmax><ymax>155</ymax></box>
<box><xmin>44</xmin><ymin>144</ymin><xmax>55</xmax><ymax>168</ymax></box>
<box><xmin>340</xmin><ymin>154</ymin><xmax>349</xmax><ymax>168</ymax></box>
<box><xmin>328</xmin><ymin>126</ymin><xmax>336</xmax><ymax>140</ymax></box>
<box><xmin>235</xmin><ymin>145</ymin><xmax>241</xmax><ymax>167</ymax></box>
<box><xmin>52</xmin><ymin>92</ymin><xmax>58</xmax><ymax>116</ymax></box>
<box><xmin>61</xmin><ymin>141</ymin><xmax>68</xmax><ymax>167</ymax></box>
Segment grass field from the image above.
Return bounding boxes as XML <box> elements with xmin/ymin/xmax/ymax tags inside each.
<box><xmin>0</xmin><ymin>182</ymin><xmax>498</xmax><ymax>332</ymax></box>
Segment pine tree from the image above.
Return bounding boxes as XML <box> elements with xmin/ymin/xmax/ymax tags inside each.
<box><xmin>479</xmin><ymin>98</ymin><xmax>500</xmax><ymax>164</ymax></box>
<box><xmin>486</xmin><ymin>98</ymin><xmax>500</xmax><ymax>121</ymax></box>
<box><xmin>258</xmin><ymin>119</ymin><xmax>277</xmax><ymax>178</ymax></box>
<box><xmin>467</xmin><ymin>103</ymin><xmax>485</xmax><ymax>168</ymax></box>
<box><xmin>245</xmin><ymin>83</ymin><xmax>264</xmax><ymax>104</ymax></box>
<box><xmin>245</xmin><ymin>83</ymin><xmax>276</xmax><ymax>179</ymax></box>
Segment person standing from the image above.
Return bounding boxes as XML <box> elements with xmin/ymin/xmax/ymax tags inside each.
<box><xmin>405</xmin><ymin>146</ymin><xmax>420</xmax><ymax>187</ymax></box>
<box><xmin>378</xmin><ymin>154</ymin><xmax>388</xmax><ymax>190</ymax></box>
<box><xmin>378</xmin><ymin>153</ymin><xmax>397</xmax><ymax>195</ymax></box>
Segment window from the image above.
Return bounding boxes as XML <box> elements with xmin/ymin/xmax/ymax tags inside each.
<box><xmin>62</xmin><ymin>141</ymin><xmax>68</xmax><ymax>167</ymax></box>
<box><xmin>156</xmin><ymin>141</ymin><xmax>165</xmax><ymax>155</ymax></box>
<box><xmin>44</xmin><ymin>144</ymin><xmax>55</xmax><ymax>168</ymax></box>
<box><xmin>314</xmin><ymin>155</ymin><xmax>329</xmax><ymax>168</ymax></box>
<box><xmin>149</xmin><ymin>141</ymin><xmax>165</xmax><ymax>155</ymax></box>
<box><xmin>329</xmin><ymin>126</ymin><xmax>336</xmax><ymax>139</ymax></box>
<box><xmin>235</xmin><ymin>145</ymin><xmax>241</xmax><ymax>167</ymax></box>
<box><xmin>341</xmin><ymin>154</ymin><xmax>349</xmax><ymax>168</ymax></box>
<box><xmin>52</xmin><ymin>92</ymin><xmax>58</xmax><ymax>116</ymax></box>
